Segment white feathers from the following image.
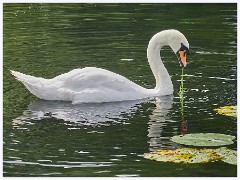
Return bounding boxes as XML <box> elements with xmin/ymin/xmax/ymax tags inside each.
<box><xmin>11</xmin><ymin>30</ymin><xmax>189</xmax><ymax>104</ymax></box>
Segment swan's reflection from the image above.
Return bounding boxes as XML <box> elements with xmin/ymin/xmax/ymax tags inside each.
<box><xmin>12</xmin><ymin>99</ymin><xmax>143</xmax><ymax>127</ymax></box>
<box><xmin>147</xmin><ymin>96</ymin><xmax>174</xmax><ymax>151</ymax></box>
<box><xmin>13</xmin><ymin>96</ymin><xmax>177</xmax><ymax>150</ymax></box>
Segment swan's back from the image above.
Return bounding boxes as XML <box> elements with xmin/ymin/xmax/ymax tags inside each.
<box><xmin>11</xmin><ymin>67</ymin><xmax>152</xmax><ymax>104</ymax></box>
<box><xmin>54</xmin><ymin>67</ymin><xmax>150</xmax><ymax>103</ymax></box>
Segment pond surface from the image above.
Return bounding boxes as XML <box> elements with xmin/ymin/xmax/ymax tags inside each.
<box><xmin>3</xmin><ymin>3</ymin><xmax>237</xmax><ymax>177</ymax></box>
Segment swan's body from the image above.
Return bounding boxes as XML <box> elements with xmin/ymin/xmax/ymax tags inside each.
<box><xmin>11</xmin><ymin>29</ymin><xmax>189</xmax><ymax>104</ymax></box>
<box><xmin>11</xmin><ymin>67</ymin><xmax>157</xmax><ymax>104</ymax></box>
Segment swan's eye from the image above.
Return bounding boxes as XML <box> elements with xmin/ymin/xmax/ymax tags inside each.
<box><xmin>179</xmin><ymin>43</ymin><xmax>189</xmax><ymax>55</ymax></box>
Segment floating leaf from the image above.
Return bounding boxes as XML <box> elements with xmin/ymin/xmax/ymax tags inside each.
<box><xmin>171</xmin><ymin>133</ymin><xmax>235</xmax><ymax>147</ymax></box>
<box><xmin>144</xmin><ymin>147</ymin><xmax>237</xmax><ymax>165</ymax></box>
<box><xmin>144</xmin><ymin>148</ymin><xmax>221</xmax><ymax>164</ymax></box>
<box><xmin>214</xmin><ymin>106</ymin><xmax>237</xmax><ymax>117</ymax></box>
<box><xmin>215</xmin><ymin>147</ymin><xmax>237</xmax><ymax>165</ymax></box>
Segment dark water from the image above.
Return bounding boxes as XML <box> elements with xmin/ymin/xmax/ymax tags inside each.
<box><xmin>3</xmin><ymin>3</ymin><xmax>237</xmax><ymax>177</ymax></box>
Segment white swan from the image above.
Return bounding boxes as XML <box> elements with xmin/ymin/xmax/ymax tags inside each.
<box><xmin>11</xmin><ymin>29</ymin><xmax>189</xmax><ymax>104</ymax></box>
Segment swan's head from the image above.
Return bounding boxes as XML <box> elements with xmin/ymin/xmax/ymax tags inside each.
<box><xmin>167</xmin><ymin>30</ymin><xmax>189</xmax><ymax>68</ymax></box>
<box><xmin>148</xmin><ymin>29</ymin><xmax>189</xmax><ymax>67</ymax></box>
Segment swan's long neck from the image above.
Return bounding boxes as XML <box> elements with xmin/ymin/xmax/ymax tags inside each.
<box><xmin>147</xmin><ymin>31</ymin><xmax>173</xmax><ymax>94</ymax></box>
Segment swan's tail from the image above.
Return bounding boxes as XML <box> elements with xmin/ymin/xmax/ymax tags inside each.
<box><xmin>10</xmin><ymin>70</ymin><xmax>46</xmax><ymax>99</ymax></box>
<box><xmin>11</xmin><ymin>70</ymin><xmax>42</xmax><ymax>85</ymax></box>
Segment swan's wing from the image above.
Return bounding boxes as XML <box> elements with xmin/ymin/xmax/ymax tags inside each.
<box><xmin>53</xmin><ymin>67</ymin><xmax>144</xmax><ymax>91</ymax></box>
<box><xmin>50</xmin><ymin>67</ymin><xmax>149</xmax><ymax>103</ymax></box>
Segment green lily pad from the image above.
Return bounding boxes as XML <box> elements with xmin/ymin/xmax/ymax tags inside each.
<box><xmin>171</xmin><ymin>133</ymin><xmax>235</xmax><ymax>147</ymax></box>
<box><xmin>144</xmin><ymin>148</ymin><xmax>221</xmax><ymax>164</ymax></box>
<box><xmin>214</xmin><ymin>106</ymin><xmax>237</xmax><ymax>117</ymax></box>
<box><xmin>215</xmin><ymin>147</ymin><xmax>237</xmax><ymax>165</ymax></box>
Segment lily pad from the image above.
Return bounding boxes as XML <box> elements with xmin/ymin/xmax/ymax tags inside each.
<box><xmin>144</xmin><ymin>148</ymin><xmax>221</xmax><ymax>164</ymax></box>
<box><xmin>215</xmin><ymin>147</ymin><xmax>237</xmax><ymax>165</ymax></box>
<box><xmin>171</xmin><ymin>133</ymin><xmax>235</xmax><ymax>147</ymax></box>
<box><xmin>144</xmin><ymin>147</ymin><xmax>237</xmax><ymax>165</ymax></box>
<box><xmin>214</xmin><ymin>106</ymin><xmax>237</xmax><ymax>117</ymax></box>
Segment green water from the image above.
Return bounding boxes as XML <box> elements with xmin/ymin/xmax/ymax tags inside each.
<box><xmin>3</xmin><ymin>3</ymin><xmax>237</xmax><ymax>177</ymax></box>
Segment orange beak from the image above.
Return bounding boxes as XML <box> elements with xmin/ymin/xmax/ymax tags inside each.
<box><xmin>178</xmin><ymin>50</ymin><xmax>187</xmax><ymax>67</ymax></box>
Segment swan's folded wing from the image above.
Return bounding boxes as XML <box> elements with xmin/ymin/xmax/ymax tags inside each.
<box><xmin>55</xmin><ymin>67</ymin><xmax>145</xmax><ymax>92</ymax></box>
